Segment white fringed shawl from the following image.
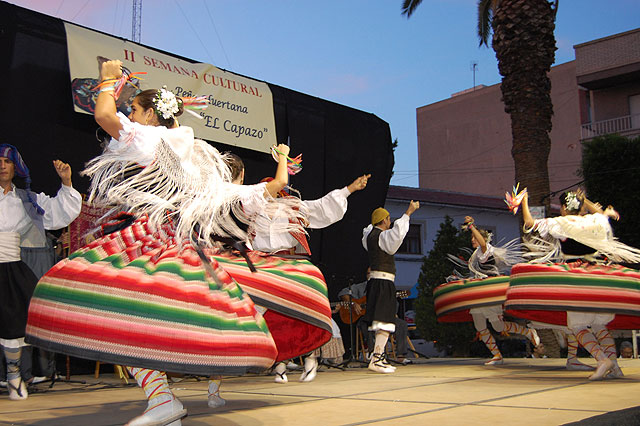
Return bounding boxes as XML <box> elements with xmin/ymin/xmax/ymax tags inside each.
<box><xmin>523</xmin><ymin>213</ymin><xmax>640</xmax><ymax>264</ymax></box>
<box><xmin>83</xmin><ymin>113</ymin><xmax>306</xmax><ymax>247</ymax></box>
<box><xmin>448</xmin><ymin>239</ymin><xmax>523</xmax><ymax>279</ymax></box>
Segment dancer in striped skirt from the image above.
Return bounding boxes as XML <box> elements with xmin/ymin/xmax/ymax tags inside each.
<box><xmin>506</xmin><ymin>189</ymin><xmax>640</xmax><ymax>380</ymax></box>
<box><xmin>458</xmin><ymin>216</ymin><xmax>539</xmax><ymax>366</ymax></box>
<box><xmin>25</xmin><ymin>60</ymin><xmax>301</xmax><ymax>425</ymax></box>
<box><xmin>206</xmin><ymin>155</ymin><xmax>367</xmax><ymax>403</ymax></box>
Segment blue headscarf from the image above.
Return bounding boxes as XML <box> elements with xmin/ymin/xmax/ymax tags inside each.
<box><xmin>0</xmin><ymin>143</ymin><xmax>45</xmax><ymax>215</ymax></box>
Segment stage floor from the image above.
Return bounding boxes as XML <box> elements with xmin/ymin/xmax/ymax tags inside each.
<box><xmin>2</xmin><ymin>357</ymin><xmax>640</xmax><ymax>425</ymax></box>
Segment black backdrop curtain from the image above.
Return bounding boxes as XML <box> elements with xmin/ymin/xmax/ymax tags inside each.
<box><xmin>0</xmin><ymin>2</ymin><xmax>394</xmax><ymax>301</ymax></box>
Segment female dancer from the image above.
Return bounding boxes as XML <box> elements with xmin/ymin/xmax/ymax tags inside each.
<box><xmin>25</xmin><ymin>60</ymin><xmax>298</xmax><ymax>425</ymax></box>
<box><xmin>212</xmin><ymin>155</ymin><xmax>368</xmax><ymax>384</ymax></box>
<box><xmin>454</xmin><ymin>216</ymin><xmax>538</xmax><ymax>365</ymax></box>
<box><xmin>506</xmin><ymin>189</ymin><xmax>640</xmax><ymax>380</ymax></box>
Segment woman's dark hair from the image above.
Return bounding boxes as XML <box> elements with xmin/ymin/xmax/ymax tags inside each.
<box><xmin>224</xmin><ymin>153</ymin><xmax>245</xmax><ymax>182</ymax></box>
<box><xmin>559</xmin><ymin>191</ymin><xmax>583</xmax><ymax>214</ymax></box>
<box><xmin>135</xmin><ymin>89</ymin><xmax>184</xmax><ymax>128</ymax></box>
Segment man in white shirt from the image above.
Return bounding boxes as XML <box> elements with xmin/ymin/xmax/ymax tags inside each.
<box><xmin>0</xmin><ymin>144</ymin><xmax>81</xmax><ymax>401</ymax></box>
<box><xmin>361</xmin><ymin>201</ymin><xmax>419</xmax><ymax>373</ymax></box>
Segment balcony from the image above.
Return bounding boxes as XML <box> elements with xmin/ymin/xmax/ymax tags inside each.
<box><xmin>581</xmin><ymin>113</ymin><xmax>640</xmax><ymax>140</ymax></box>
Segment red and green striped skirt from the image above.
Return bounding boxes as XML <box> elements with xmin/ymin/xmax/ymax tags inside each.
<box><xmin>206</xmin><ymin>249</ymin><xmax>332</xmax><ymax>361</ymax></box>
<box><xmin>25</xmin><ymin>216</ymin><xmax>278</xmax><ymax>376</ymax></box>
<box><xmin>505</xmin><ymin>262</ymin><xmax>640</xmax><ymax>329</ymax></box>
<box><xmin>433</xmin><ymin>276</ymin><xmax>511</xmax><ymax>323</ymax></box>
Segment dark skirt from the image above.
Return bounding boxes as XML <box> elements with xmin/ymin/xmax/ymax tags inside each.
<box><xmin>0</xmin><ymin>261</ymin><xmax>38</xmax><ymax>339</ymax></box>
<box><xmin>362</xmin><ymin>278</ymin><xmax>397</xmax><ymax>324</ymax></box>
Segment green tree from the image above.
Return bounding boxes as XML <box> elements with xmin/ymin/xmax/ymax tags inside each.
<box><xmin>581</xmin><ymin>134</ymin><xmax>640</xmax><ymax>249</ymax></box>
<box><xmin>414</xmin><ymin>216</ymin><xmax>484</xmax><ymax>356</ymax></box>
<box><xmin>402</xmin><ymin>0</ymin><xmax>558</xmax><ymax>214</ymax></box>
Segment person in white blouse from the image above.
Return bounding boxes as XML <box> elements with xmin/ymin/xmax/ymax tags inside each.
<box><xmin>0</xmin><ymin>144</ymin><xmax>81</xmax><ymax>401</ymax></box>
<box><xmin>463</xmin><ymin>216</ymin><xmax>539</xmax><ymax>366</ymax></box>
<box><xmin>225</xmin><ymin>152</ymin><xmax>370</xmax><ymax>384</ymax></box>
<box><xmin>227</xmin><ymin>151</ymin><xmax>370</xmax><ymax>255</ymax></box>
<box><xmin>362</xmin><ymin>201</ymin><xmax>419</xmax><ymax>373</ymax></box>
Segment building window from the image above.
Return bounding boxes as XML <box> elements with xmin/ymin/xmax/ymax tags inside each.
<box><xmin>398</xmin><ymin>224</ymin><xmax>422</xmax><ymax>255</ymax></box>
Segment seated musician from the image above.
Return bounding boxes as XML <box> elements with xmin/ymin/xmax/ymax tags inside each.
<box><xmin>337</xmin><ymin>268</ymin><xmax>409</xmax><ymax>362</ymax></box>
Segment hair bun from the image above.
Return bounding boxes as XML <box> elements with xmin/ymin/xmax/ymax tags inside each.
<box><xmin>175</xmin><ymin>97</ymin><xmax>184</xmax><ymax>117</ymax></box>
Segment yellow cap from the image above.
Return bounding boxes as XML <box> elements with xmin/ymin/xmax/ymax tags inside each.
<box><xmin>371</xmin><ymin>207</ymin><xmax>390</xmax><ymax>225</ymax></box>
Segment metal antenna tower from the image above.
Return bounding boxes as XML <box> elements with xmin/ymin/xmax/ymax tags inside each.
<box><xmin>470</xmin><ymin>60</ymin><xmax>478</xmax><ymax>90</ymax></box>
<box><xmin>132</xmin><ymin>0</ymin><xmax>142</xmax><ymax>42</ymax></box>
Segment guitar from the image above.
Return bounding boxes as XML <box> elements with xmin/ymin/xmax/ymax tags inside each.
<box><xmin>338</xmin><ymin>290</ymin><xmax>409</xmax><ymax>325</ymax></box>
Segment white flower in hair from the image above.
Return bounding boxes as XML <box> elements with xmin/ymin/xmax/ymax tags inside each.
<box><xmin>564</xmin><ymin>192</ymin><xmax>580</xmax><ymax>211</ymax></box>
<box><xmin>154</xmin><ymin>86</ymin><xmax>180</xmax><ymax>120</ymax></box>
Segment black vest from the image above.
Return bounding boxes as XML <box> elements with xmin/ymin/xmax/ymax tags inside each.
<box><xmin>367</xmin><ymin>227</ymin><xmax>396</xmax><ymax>275</ymax></box>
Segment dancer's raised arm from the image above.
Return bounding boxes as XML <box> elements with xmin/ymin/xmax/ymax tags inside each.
<box><xmin>265</xmin><ymin>144</ymin><xmax>290</xmax><ymax>198</ymax></box>
<box><xmin>94</xmin><ymin>60</ymin><xmax>124</xmax><ymax>139</ymax></box>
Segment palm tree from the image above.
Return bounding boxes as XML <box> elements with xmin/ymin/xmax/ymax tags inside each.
<box><xmin>402</xmin><ymin>0</ymin><xmax>558</xmax><ymax>213</ymax></box>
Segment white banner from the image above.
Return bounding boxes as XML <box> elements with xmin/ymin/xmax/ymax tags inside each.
<box><xmin>65</xmin><ymin>23</ymin><xmax>276</xmax><ymax>153</ymax></box>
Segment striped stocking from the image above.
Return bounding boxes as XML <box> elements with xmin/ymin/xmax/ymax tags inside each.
<box><xmin>4</xmin><ymin>346</ymin><xmax>27</xmax><ymax>400</ymax></box>
<box><xmin>574</xmin><ymin>329</ymin><xmax>607</xmax><ymax>362</ymax></box>
<box><xmin>478</xmin><ymin>328</ymin><xmax>502</xmax><ymax>364</ymax></box>
<box><xmin>208</xmin><ymin>376</ymin><xmax>226</xmax><ymax>408</ymax></box>
<box><xmin>573</xmin><ymin>328</ymin><xmax>615</xmax><ymax>380</ymax></box>
<box><xmin>566</xmin><ymin>332</ymin><xmax>594</xmax><ymax>371</ymax></box>
<box><xmin>592</xmin><ymin>326</ymin><xmax>616</xmax><ymax>360</ymax></box>
<box><xmin>127</xmin><ymin>367</ymin><xmax>175</xmax><ymax>412</ymax></box>
<box><xmin>503</xmin><ymin>322</ymin><xmax>540</xmax><ymax>347</ymax></box>
<box><xmin>592</xmin><ymin>325</ymin><xmax>623</xmax><ymax>378</ymax></box>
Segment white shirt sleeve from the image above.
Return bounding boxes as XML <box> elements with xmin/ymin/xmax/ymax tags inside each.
<box><xmin>530</xmin><ymin>217</ymin><xmax>563</xmax><ymax>239</ymax></box>
<box><xmin>477</xmin><ymin>242</ymin><xmax>495</xmax><ymax>263</ymax></box>
<box><xmin>301</xmin><ymin>186</ymin><xmax>350</xmax><ymax>229</ymax></box>
<box><xmin>362</xmin><ymin>214</ymin><xmax>410</xmax><ymax>255</ymax></box>
<box><xmin>36</xmin><ymin>185</ymin><xmax>83</xmax><ymax>230</ymax></box>
<box><xmin>237</xmin><ymin>182</ymin><xmax>269</xmax><ymax>216</ymax></box>
<box><xmin>105</xmin><ymin>113</ymin><xmax>166</xmax><ymax>166</ymax></box>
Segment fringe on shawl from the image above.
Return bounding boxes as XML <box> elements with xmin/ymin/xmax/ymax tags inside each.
<box><xmin>523</xmin><ymin>213</ymin><xmax>640</xmax><ymax>264</ymax></box>
<box><xmin>448</xmin><ymin>239</ymin><xmax>523</xmax><ymax>279</ymax></box>
<box><xmin>82</xmin><ymin>138</ymin><xmax>307</xmax><ymax>247</ymax></box>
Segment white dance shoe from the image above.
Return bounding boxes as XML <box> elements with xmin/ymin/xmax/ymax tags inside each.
<box><xmin>126</xmin><ymin>397</ymin><xmax>187</xmax><ymax>426</ymax></box>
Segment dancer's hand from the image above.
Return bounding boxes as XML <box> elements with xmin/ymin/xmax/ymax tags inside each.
<box><xmin>406</xmin><ymin>200</ymin><xmax>420</xmax><ymax>216</ymax></box>
<box><xmin>347</xmin><ymin>174</ymin><xmax>371</xmax><ymax>193</ymax></box>
<box><xmin>53</xmin><ymin>160</ymin><xmax>72</xmax><ymax>187</ymax></box>
<box><xmin>604</xmin><ymin>206</ymin><xmax>620</xmax><ymax>221</ymax></box>
<box><xmin>100</xmin><ymin>60</ymin><xmax>123</xmax><ymax>82</ymax></box>
<box><xmin>274</xmin><ymin>144</ymin><xmax>290</xmax><ymax>158</ymax></box>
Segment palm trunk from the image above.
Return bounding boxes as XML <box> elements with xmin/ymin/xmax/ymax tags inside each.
<box><xmin>492</xmin><ymin>0</ymin><xmax>557</xmax><ymax>214</ymax></box>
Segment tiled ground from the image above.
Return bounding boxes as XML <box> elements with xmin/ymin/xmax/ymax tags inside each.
<box><xmin>1</xmin><ymin>357</ymin><xmax>639</xmax><ymax>426</ymax></box>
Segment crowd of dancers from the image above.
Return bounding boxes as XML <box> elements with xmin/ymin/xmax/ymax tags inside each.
<box><xmin>435</xmin><ymin>187</ymin><xmax>640</xmax><ymax>380</ymax></box>
<box><xmin>2</xmin><ymin>59</ymin><xmax>639</xmax><ymax>425</ymax></box>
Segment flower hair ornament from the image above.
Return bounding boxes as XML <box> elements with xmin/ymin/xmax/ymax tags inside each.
<box><xmin>564</xmin><ymin>191</ymin><xmax>581</xmax><ymax>211</ymax></box>
<box><xmin>154</xmin><ymin>86</ymin><xmax>182</xmax><ymax>119</ymax></box>
<box><xmin>483</xmin><ymin>231</ymin><xmax>493</xmax><ymax>245</ymax></box>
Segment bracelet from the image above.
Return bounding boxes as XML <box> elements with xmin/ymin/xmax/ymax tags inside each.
<box><xmin>99</xmin><ymin>86</ymin><xmax>115</xmax><ymax>93</ymax></box>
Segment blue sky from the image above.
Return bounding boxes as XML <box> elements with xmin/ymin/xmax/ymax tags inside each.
<box><xmin>8</xmin><ymin>0</ymin><xmax>640</xmax><ymax>187</ymax></box>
